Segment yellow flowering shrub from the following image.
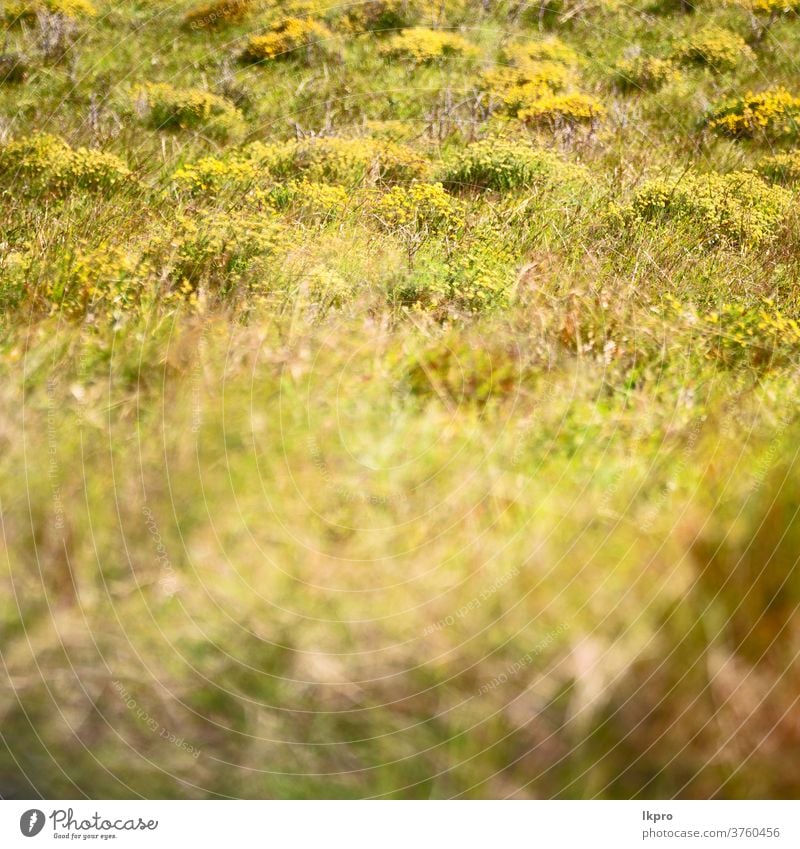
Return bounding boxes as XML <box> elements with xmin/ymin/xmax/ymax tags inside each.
<box><xmin>373</xmin><ymin>181</ymin><xmax>460</xmax><ymax>232</ymax></box>
<box><xmin>266</xmin><ymin>179</ymin><xmax>349</xmax><ymax>219</ymax></box>
<box><xmin>613</xmin><ymin>55</ymin><xmax>679</xmax><ymax>91</ymax></box>
<box><xmin>47</xmin><ymin>210</ymin><xmax>291</xmax><ymax>315</ymax></box>
<box><xmin>658</xmin><ymin>298</ymin><xmax>800</xmax><ymax>366</ymax></box>
<box><xmin>241</xmin><ymin>136</ymin><xmax>428</xmax><ymax>186</ymax></box>
<box><xmin>379</xmin><ymin>27</ymin><xmax>479</xmax><ymax>64</ymax></box>
<box><xmin>733</xmin><ymin>0</ymin><xmax>800</xmax><ymax>14</ymax></box>
<box><xmin>479</xmin><ymin>38</ymin><xmax>580</xmax><ymax>114</ymax></box>
<box><xmin>0</xmin><ymin>133</ymin><xmax>132</xmax><ymax>197</ymax></box>
<box><xmin>4</xmin><ymin>0</ymin><xmax>95</xmax><ymax>22</ymax></box>
<box><xmin>164</xmin><ymin>211</ymin><xmax>286</xmax><ymax>294</ymax></box>
<box><xmin>174</xmin><ymin>136</ymin><xmax>427</xmax><ymax>198</ymax></box>
<box><xmin>480</xmin><ymin>63</ymin><xmax>573</xmax><ymax>114</ymax></box>
<box><xmin>440</xmin><ymin>138</ymin><xmax>583</xmax><ymax>191</ymax></box>
<box><xmin>0</xmin><ymin>246</ymin><xmax>34</xmax><ymax>311</ymax></box>
<box><xmin>517</xmin><ymin>92</ymin><xmax>606</xmax><ymax>128</ymax></box>
<box><xmin>298</xmin><ymin>264</ymin><xmax>359</xmax><ymax>312</ymax></box>
<box><xmin>50</xmin><ymin>244</ymin><xmax>145</xmax><ymax>318</ymax></box>
<box><xmin>656</xmin><ymin>295</ymin><xmax>800</xmax><ymax>366</ymax></box>
<box><xmin>621</xmin><ymin>170</ymin><xmax>790</xmax><ymax>246</ymax></box>
<box><xmin>134</xmin><ymin>83</ymin><xmax>245</xmax><ymax>140</ymax></box>
<box><xmin>396</xmin><ymin>232</ymin><xmax>517</xmax><ymax>313</ymax></box>
<box><xmin>65</xmin><ymin>147</ymin><xmax>134</xmax><ymax>191</ymax></box>
<box><xmin>758</xmin><ymin>150</ymin><xmax>800</xmax><ymax>183</ymax></box>
<box><xmin>172</xmin><ymin>153</ymin><xmax>262</xmax><ymax>196</ymax></box>
<box><xmin>719</xmin><ymin>301</ymin><xmax>800</xmax><ymax>362</ymax></box>
<box><xmin>481</xmin><ymin>40</ymin><xmax>601</xmax><ymax>129</ymax></box>
<box><xmin>177</xmin><ymin>139</ymin><xmax>421</xmax><ymax>197</ymax></box>
<box><xmin>437</xmin><ymin>237</ymin><xmax>517</xmax><ymax>312</ymax></box>
<box><xmin>184</xmin><ymin>0</ymin><xmax>251</xmax><ymax>29</ymax></box>
<box><xmin>673</xmin><ymin>27</ymin><xmax>753</xmax><ymax>72</ymax></box>
<box><xmin>240</xmin><ymin>18</ymin><xmax>334</xmax><ymax>64</ymax></box>
<box><xmin>501</xmin><ymin>38</ymin><xmax>581</xmax><ymax>69</ymax></box>
<box><xmin>729</xmin><ymin>0</ymin><xmax>800</xmax><ymax>40</ymax></box>
<box><xmin>708</xmin><ymin>87</ymin><xmax>800</xmax><ymax>139</ymax></box>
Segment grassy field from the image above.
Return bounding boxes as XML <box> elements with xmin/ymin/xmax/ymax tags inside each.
<box><xmin>2</xmin><ymin>0</ymin><xmax>800</xmax><ymax>799</ymax></box>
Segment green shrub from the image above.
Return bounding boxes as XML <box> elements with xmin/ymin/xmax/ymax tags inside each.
<box><xmin>173</xmin><ymin>137</ymin><xmax>427</xmax><ymax>197</ymax></box>
<box><xmin>0</xmin><ymin>133</ymin><xmax>132</xmax><ymax>197</ymax></box>
<box><xmin>394</xmin><ymin>231</ymin><xmax>517</xmax><ymax>313</ymax></box>
<box><xmin>405</xmin><ymin>335</ymin><xmax>521</xmax><ymax>403</ymax></box>
<box><xmin>337</xmin><ymin>0</ymin><xmax>419</xmax><ymax>33</ymax></box>
<box><xmin>612</xmin><ymin>55</ymin><xmax>678</xmax><ymax>91</ymax></box>
<box><xmin>0</xmin><ymin>53</ymin><xmax>30</xmax><ymax>84</ymax></box>
<box><xmin>619</xmin><ymin>170</ymin><xmax>790</xmax><ymax>246</ymax></box>
<box><xmin>276</xmin><ymin>137</ymin><xmax>428</xmax><ymax>184</ymax></box>
<box><xmin>134</xmin><ymin>83</ymin><xmax>245</xmax><ymax>140</ymax></box>
<box><xmin>673</xmin><ymin>27</ymin><xmax>753</xmax><ymax>72</ymax></box>
<box><xmin>184</xmin><ymin>0</ymin><xmax>251</xmax><ymax>29</ymax></box>
<box><xmin>439</xmin><ymin>138</ymin><xmax>581</xmax><ymax>191</ymax></box>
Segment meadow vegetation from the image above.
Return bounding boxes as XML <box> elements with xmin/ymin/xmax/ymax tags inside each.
<box><xmin>2</xmin><ymin>0</ymin><xmax>800</xmax><ymax>799</ymax></box>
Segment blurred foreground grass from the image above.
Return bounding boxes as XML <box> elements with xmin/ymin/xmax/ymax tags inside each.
<box><xmin>2</xmin><ymin>306</ymin><xmax>800</xmax><ymax>799</ymax></box>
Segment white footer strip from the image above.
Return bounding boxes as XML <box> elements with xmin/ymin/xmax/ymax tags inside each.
<box><xmin>2</xmin><ymin>800</ymin><xmax>798</xmax><ymax>848</ymax></box>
